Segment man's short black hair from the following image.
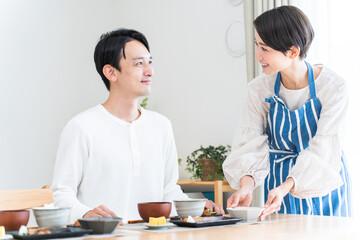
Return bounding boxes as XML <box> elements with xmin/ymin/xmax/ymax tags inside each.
<box><xmin>94</xmin><ymin>28</ymin><xmax>150</xmax><ymax>91</ymax></box>
<box><xmin>254</xmin><ymin>5</ymin><xmax>314</xmax><ymax>59</ymax></box>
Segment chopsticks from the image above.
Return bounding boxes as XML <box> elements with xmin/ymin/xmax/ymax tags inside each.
<box><xmin>128</xmin><ymin>219</ymin><xmax>145</xmax><ymax>224</ymax></box>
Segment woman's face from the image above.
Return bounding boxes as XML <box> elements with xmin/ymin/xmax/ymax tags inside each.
<box><xmin>254</xmin><ymin>31</ymin><xmax>292</xmax><ymax>75</ymax></box>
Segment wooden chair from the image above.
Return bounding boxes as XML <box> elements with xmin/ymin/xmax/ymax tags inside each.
<box><xmin>0</xmin><ymin>189</ymin><xmax>53</xmax><ymax>211</ymax></box>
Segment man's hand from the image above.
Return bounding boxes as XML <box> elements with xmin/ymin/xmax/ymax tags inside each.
<box><xmin>227</xmin><ymin>175</ymin><xmax>254</xmax><ymax>208</ymax></box>
<box><xmin>205</xmin><ymin>199</ymin><xmax>225</xmax><ymax>215</ymax></box>
<box><xmin>83</xmin><ymin>205</ymin><xmax>117</xmax><ymax>218</ymax></box>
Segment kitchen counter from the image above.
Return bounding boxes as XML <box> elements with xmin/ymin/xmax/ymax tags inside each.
<box><xmin>82</xmin><ymin>214</ymin><xmax>360</xmax><ymax>240</ymax></box>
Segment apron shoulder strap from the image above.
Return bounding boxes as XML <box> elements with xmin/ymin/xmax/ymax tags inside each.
<box><xmin>305</xmin><ymin>61</ymin><xmax>317</xmax><ymax>99</ymax></box>
<box><xmin>274</xmin><ymin>72</ymin><xmax>281</xmax><ymax>96</ymax></box>
<box><xmin>274</xmin><ymin>62</ymin><xmax>317</xmax><ymax>99</ymax></box>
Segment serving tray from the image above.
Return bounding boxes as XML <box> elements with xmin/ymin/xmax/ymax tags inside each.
<box><xmin>170</xmin><ymin>216</ymin><xmax>244</xmax><ymax>228</ymax></box>
<box><xmin>8</xmin><ymin>227</ymin><xmax>92</xmax><ymax>240</ymax></box>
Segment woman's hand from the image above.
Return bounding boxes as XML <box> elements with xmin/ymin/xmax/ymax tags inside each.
<box><xmin>259</xmin><ymin>177</ymin><xmax>294</xmax><ymax>221</ymax></box>
<box><xmin>227</xmin><ymin>175</ymin><xmax>255</xmax><ymax>208</ymax></box>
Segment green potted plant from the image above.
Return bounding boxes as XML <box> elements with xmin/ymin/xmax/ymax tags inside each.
<box><xmin>186</xmin><ymin>145</ymin><xmax>231</xmax><ymax>181</ymax></box>
<box><xmin>140</xmin><ymin>97</ymin><xmax>148</xmax><ymax>108</ymax></box>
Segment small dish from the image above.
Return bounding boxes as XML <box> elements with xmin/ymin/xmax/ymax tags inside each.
<box><xmin>226</xmin><ymin>207</ymin><xmax>264</xmax><ymax>221</ymax></box>
<box><xmin>143</xmin><ymin>223</ymin><xmax>172</xmax><ymax>230</ymax></box>
<box><xmin>0</xmin><ymin>234</ymin><xmax>13</xmax><ymax>240</ymax></box>
<box><xmin>7</xmin><ymin>227</ymin><xmax>92</xmax><ymax>240</ymax></box>
<box><xmin>170</xmin><ymin>216</ymin><xmax>243</xmax><ymax>228</ymax></box>
<box><xmin>173</xmin><ymin>199</ymin><xmax>206</xmax><ymax>218</ymax></box>
<box><xmin>32</xmin><ymin>207</ymin><xmax>70</xmax><ymax>228</ymax></box>
<box><xmin>78</xmin><ymin>217</ymin><xmax>122</xmax><ymax>234</ymax></box>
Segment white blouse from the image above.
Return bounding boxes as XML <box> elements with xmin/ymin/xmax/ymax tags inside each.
<box><xmin>223</xmin><ymin>65</ymin><xmax>348</xmax><ymax>198</ymax></box>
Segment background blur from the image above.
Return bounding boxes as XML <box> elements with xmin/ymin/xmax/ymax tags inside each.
<box><xmin>0</xmin><ymin>0</ymin><xmax>247</xmax><ymax>190</ymax></box>
<box><xmin>1</xmin><ymin>0</ymin><xmax>359</xmax><ymax>217</ymax></box>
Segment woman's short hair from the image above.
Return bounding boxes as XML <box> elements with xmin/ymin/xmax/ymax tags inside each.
<box><xmin>254</xmin><ymin>5</ymin><xmax>314</xmax><ymax>59</ymax></box>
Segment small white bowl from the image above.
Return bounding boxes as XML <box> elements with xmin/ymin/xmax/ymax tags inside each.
<box><xmin>174</xmin><ymin>199</ymin><xmax>206</xmax><ymax>218</ymax></box>
<box><xmin>226</xmin><ymin>207</ymin><xmax>264</xmax><ymax>221</ymax></box>
<box><xmin>32</xmin><ymin>207</ymin><xmax>70</xmax><ymax>227</ymax></box>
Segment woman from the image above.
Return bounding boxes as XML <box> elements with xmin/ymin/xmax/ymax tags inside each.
<box><xmin>223</xmin><ymin>5</ymin><xmax>351</xmax><ymax>220</ymax></box>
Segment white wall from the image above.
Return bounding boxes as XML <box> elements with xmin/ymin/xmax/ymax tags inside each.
<box><xmin>0</xmin><ymin>0</ymin><xmax>247</xmax><ymax>190</ymax></box>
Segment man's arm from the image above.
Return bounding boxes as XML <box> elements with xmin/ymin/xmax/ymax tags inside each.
<box><xmin>51</xmin><ymin>118</ymin><xmax>92</xmax><ymax>223</ymax></box>
<box><xmin>162</xmin><ymin>120</ymin><xmax>189</xmax><ymax>203</ymax></box>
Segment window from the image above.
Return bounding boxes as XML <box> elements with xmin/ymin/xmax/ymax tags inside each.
<box><xmin>294</xmin><ymin>0</ymin><xmax>360</xmax><ymax>217</ymax></box>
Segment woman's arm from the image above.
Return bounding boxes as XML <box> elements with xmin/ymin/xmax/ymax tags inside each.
<box><xmin>223</xmin><ymin>77</ymin><xmax>272</xmax><ymax>190</ymax></box>
<box><xmin>288</xmin><ymin>71</ymin><xmax>348</xmax><ymax>198</ymax></box>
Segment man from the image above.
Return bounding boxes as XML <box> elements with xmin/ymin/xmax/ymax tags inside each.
<box><xmin>51</xmin><ymin>28</ymin><xmax>223</xmax><ymax>223</ymax></box>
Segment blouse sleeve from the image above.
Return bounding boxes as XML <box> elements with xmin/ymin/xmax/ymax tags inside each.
<box><xmin>288</xmin><ymin>75</ymin><xmax>348</xmax><ymax>198</ymax></box>
<box><xmin>223</xmin><ymin>82</ymin><xmax>270</xmax><ymax>190</ymax></box>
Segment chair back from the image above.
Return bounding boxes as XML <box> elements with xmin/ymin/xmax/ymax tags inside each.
<box><xmin>0</xmin><ymin>189</ymin><xmax>53</xmax><ymax>211</ymax></box>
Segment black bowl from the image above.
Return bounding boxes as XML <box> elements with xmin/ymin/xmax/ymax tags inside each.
<box><xmin>78</xmin><ymin>217</ymin><xmax>122</xmax><ymax>234</ymax></box>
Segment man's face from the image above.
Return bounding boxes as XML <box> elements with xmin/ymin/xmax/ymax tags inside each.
<box><xmin>113</xmin><ymin>40</ymin><xmax>153</xmax><ymax>98</ymax></box>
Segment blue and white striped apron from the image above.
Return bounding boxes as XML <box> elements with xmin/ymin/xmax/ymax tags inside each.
<box><xmin>264</xmin><ymin>62</ymin><xmax>352</xmax><ymax>216</ymax></box>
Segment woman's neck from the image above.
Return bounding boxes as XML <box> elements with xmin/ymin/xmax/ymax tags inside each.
<box><xmin>280</xmin><ymin>61</ymin><xmax>309</xmax><ymax>90</ymax></box>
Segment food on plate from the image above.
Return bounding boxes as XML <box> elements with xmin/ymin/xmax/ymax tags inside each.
<box><xmin>185</xmin><ymin>216</ymin><xmax>195</xmax><ymax>223</ymax></box>
<box><xmin>0</xmin><ymin>226</ymin><xmax>5</xmax><ymax>238</ymax></box>
<box><xmin>183</xmin><ymin>216</ymin><xmax>222</xmax><ymax>223</ymax></box>
<box><xmin>18</xmin><ymin>225</ymin><xmax>28</xmax><ymax>235</ymax></box>
<box><xmin>67</xmin><ymin>220</ymin><xmax>81</xmax><ymax>227</ymax></box>
<box><xmin>149</xmin><ymin>216</ymin><xmax>166</xmax><ymax>226</ymax></box>
<box><xmin>23</xmin><ymin>227</ymin><xmax>51</xmax><ymax>235</ymax></box>
<box><xmin>158</xmin><ymin>217</ymin><xmax>166</xmax><ymax>225</ymax></box>
<box><xmin>202</xmin><ymin>208</ymin><xmax>218</xmax><ymax>216</ymax></box>
<box><xmin>36</xmin><ymin>230</ymin><xmax>51</xmax><ymax>235</ymax></box>
<box><xmin>27</xmin><ymin>228</ymin><xmax>36</xmax><ymax>235</ymax></box>
<box><xmin>42</xmin><ymin>203</ymin><xmax>56</xmax><ymax>209</ymax></box>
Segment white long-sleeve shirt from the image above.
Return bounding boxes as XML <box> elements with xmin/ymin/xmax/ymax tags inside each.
<box><xmin>223</xmin><ymin>65</ymin><xmax>348</xmax><ymax>198</ymax></box>
<box><xmin>51</xmin><ymin>105</ymin><xmax>188</xmax><ymax>223</ymax></box>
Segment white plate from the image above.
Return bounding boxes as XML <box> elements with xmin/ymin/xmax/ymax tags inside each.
<box><xmin>143</xmin><ymin>223</ymin><xmax>172</xmax><ymax>230</ymax></box>
<box><xmin>0</xmin><ymin>234</ymin><xmax>13</xmax><ymax>240</ymax></box>
<box><xmin>226</xmin><ymin>207</ymin><xmax>264</xmax><ymax>221</ymax></box>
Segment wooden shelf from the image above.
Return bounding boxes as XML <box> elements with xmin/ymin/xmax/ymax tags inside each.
<box><xmin>177</xmin><ymin>179</ymin><xmax>235</xmax><ymax>206</ymax></box>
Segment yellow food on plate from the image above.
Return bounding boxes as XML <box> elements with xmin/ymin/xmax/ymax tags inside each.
<box><xmin>149</xmin><ymin>217</ymin><xmax>158</xmax><ymax>226</ymax></box>
<box><xmin>149</xmin><ymin>216</ymin><xmax>166</xmax><ymax>226</ymax></box>
<box><xmin>0</xmin><ymin>226</ymin><xmax>5</xmax><ymax>238</ymax></box>
<box><xmin>158</xmin><ymin>216</ymin><xmax>166</xmax><ymax>225</ymax></box>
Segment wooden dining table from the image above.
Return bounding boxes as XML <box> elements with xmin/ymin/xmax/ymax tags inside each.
<box><xmin>81</xmin><ymin>214</ymin><xmax>360</xmax><ymax>240</ymax></box>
